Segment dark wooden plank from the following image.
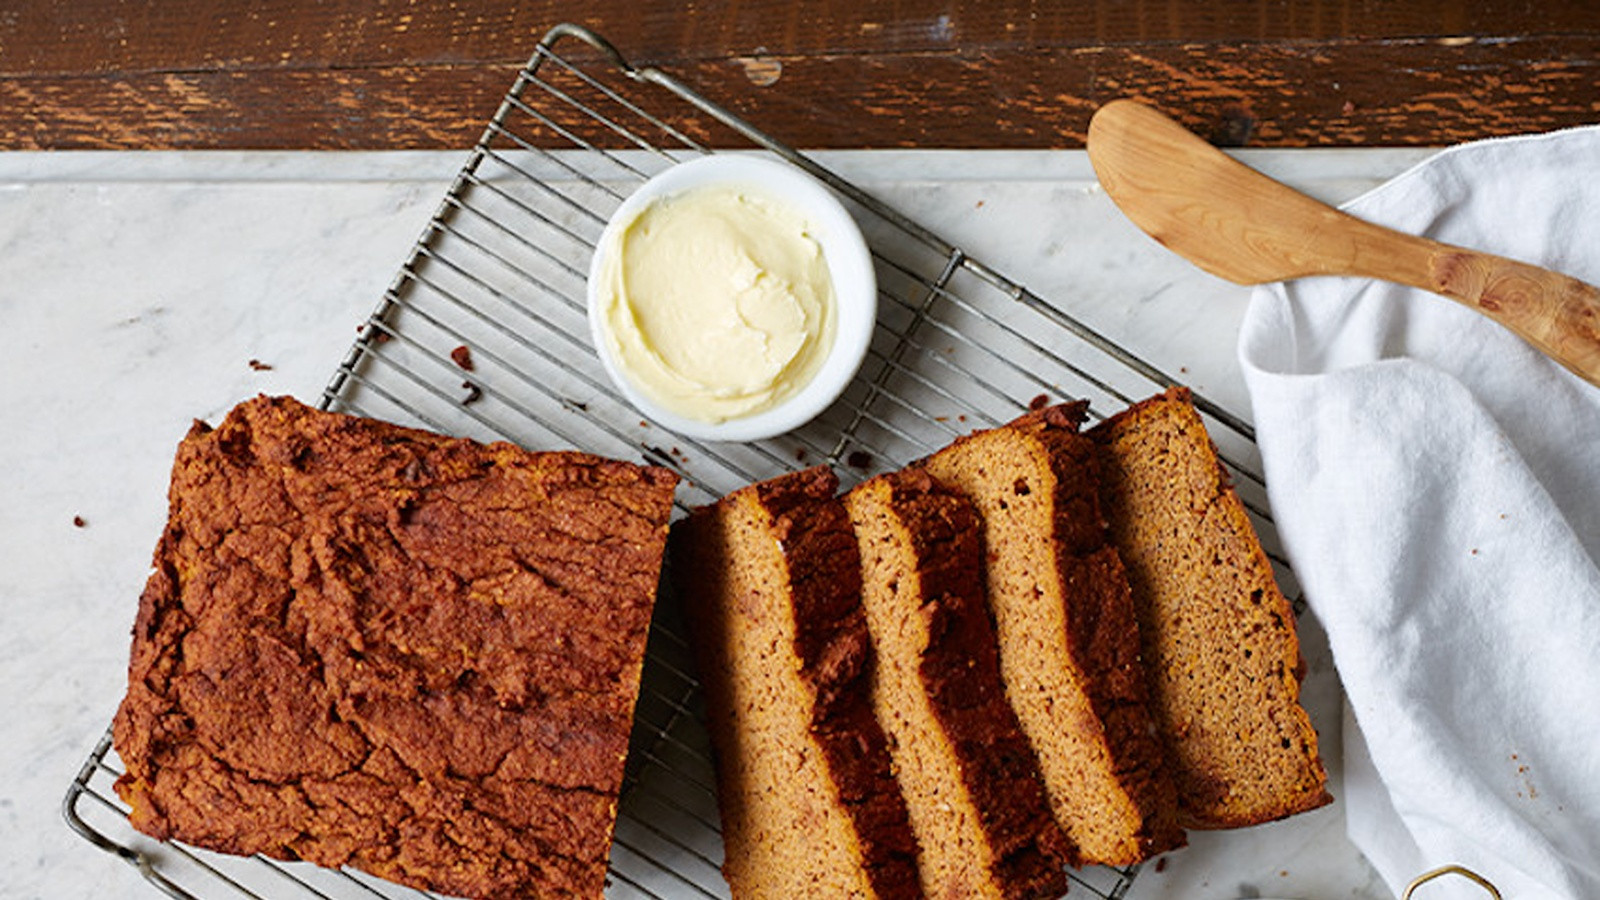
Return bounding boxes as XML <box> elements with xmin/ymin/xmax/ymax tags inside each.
<box><xmin>2</xmin><ymin>35</ymin><xmax>1595</xmax><ymax>151</ymax></box>
<box><xmin>1</xmin><ymin>1</ymin><xmax>1597</xmax><ymax>150</ymax></box>
<box><xmin>0</xmin><ymin>65</ymin><xmax>512</xmax><ymax>150</ymax></box>
<box><xmin>4</xmin><ymin>0</ymin><xmax>1597</xmax><ymax>76</ymax></box>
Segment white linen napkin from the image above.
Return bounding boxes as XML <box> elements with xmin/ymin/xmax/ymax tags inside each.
<box><xmin>1238</xmin><ymin>126</ymin><xmax>1600</xmax><ymax>899</ymax></box>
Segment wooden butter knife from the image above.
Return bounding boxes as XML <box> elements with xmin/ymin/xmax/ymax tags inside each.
<box><xmin>1086</xmin><ymin>98</ymin><xmax>1600</xmax><ymax>388</ymax></box>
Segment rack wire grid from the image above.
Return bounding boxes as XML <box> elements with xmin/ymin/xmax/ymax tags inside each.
<box><xmin>65</xmin><ymin>22</ymin><xmax>1290</xmax><ymax>900</ymax></box>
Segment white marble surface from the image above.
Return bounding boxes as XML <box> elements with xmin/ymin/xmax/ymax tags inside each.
<box><xmin>0</xmin><ymin>147</ymin><xmax>1435</xmax><ymax>900</ymax></box>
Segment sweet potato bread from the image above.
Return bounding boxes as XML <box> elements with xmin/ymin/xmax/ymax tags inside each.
<box><xmin>670</xmin><ymin>467</ymin><xmax>920</xmax><ymax>899</ymax></box>
<box><xmin>922</xmin><ymin>402</ymin><xmax>1185</xmax><ymax>866</ymax></box>
<box><xmin>113</xmin><ymin>395</ymin><xmax>679</xmax><ymax>899</ymax></box>
<box><xmin>845</xmin><ymin>468</ymin><xmax>1069</xmax><ymax>899</ymax></box>
<box><xmin>1088</xmin><ymin>387</ymin><xmax>1331</xmax><ymax>829</ymax></box>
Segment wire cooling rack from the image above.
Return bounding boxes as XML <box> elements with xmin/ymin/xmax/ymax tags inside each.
<box><xmin>65</xmin><ymin>22</ymin><xmax>1286</xmax><ymax>900</ymax></box>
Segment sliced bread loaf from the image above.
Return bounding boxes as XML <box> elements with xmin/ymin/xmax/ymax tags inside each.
<box><xmin>1088</xmin><ymin>387</ymin><xmax>1331</xmax><ymax>829</ymax></box>
<box><xmin>922</xmin><ymin>403</ymin><xmax>1185</xmax><ymax>867</ymax></box>
<box><xmin>845</xmin><ymin>468</ymin><xmax>1070</xmax><ymax>899</ymax></box>
<box><xmin>670</xmin><ymin>467</ymin><xmax>921</xmax><ymax>898</ymax></box>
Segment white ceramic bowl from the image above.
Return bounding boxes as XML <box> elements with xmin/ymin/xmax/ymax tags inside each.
<box><xmin>586</xmin><ymin>153</ymin><xmax>877</xmax><ymax>442</ymax></box>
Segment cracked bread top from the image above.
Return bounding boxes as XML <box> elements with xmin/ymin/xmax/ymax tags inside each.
<box><xmin>113</xmin><ymin>394</ymin><xmax>678</xmax><ymax>899</ymax></box>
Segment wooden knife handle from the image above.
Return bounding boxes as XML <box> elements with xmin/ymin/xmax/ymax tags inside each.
<box><xmin>1347</xmin><ymin>225</ymin><xmax>1600</xmax><ymax>385</ymax></box>
<box><xmin>1404</xmin><ymin>239</ymin><xmax>1600</xmax><ymax>384</ymax></box>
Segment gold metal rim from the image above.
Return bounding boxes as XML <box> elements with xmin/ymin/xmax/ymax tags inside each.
<box><xmin>1403</xmin><ymin>864</ymin><xmax>1503</xmax><ymax>900</ymax></box>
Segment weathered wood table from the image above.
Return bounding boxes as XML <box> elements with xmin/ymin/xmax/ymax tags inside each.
<box><xmin>2</xmin><ymin>1</ymin><xmax>1596</xmax><ymax>151</ymax></box>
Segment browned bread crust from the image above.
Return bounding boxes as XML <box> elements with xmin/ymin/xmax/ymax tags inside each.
<box><xmin>922</xmin><ymin>402</ymin><xmax>1186</xmax><ymax>867</ymax></box>
<box><xmin>670</xmin><ymin>467</ymin><xmax>920</xmax><ymax>899</ymax></box>
<box><xmin>113</xmin><ymin>395</ymin><xmax>678</xmax><ymax>898</ymax></box>
<box><xmin>845</xmin><ymin>468</ymin><xmax>1070</xmax><ymax>899</ymax></box>
<box><xmin>1088</xmin><ymin>387</ymin><xmax>1331</xmax><ymax>829</ymax></box>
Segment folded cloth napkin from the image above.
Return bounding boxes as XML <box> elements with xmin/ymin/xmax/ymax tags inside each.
<box><xmin>1239</xmin><ymin>126</ymin><xmax>1600</xmax><ymax>899</ymax></box>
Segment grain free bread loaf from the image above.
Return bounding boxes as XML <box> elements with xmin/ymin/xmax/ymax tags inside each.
<box><xmin>844</xmin><ymin>468</ymin><xmax>1070</xmax><ymax>899</ymax></box>
<box><xmin>113</xmin><ymin>395</ymin><xmax>679</xmax><ymax>899</ymax></box>
<box><xmin>670</xmin><ymin>466</ymin><xmax>920</xmax><ymax>899</ymax></box>
<box><xmin>1088</xmin><ymin>387</ymin><xmax>1331</xmax><ymax>829</ymax></box>
<box><xmin>921</xmin><ymin>402</ymin><xmax>1186</xmax><ymax>867</ymax></box>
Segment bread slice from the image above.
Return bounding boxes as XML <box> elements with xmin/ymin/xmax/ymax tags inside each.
<box><xmin>844</xmin><ymin>468</ymin><xmax>1070</xmax><ymax>899</ymax></box>
<box><xmin>670</xmin><ymin>467</ymin><xmax>921</xmax><ymax>899</ymax></box>
<box><xmin>1088</xmin><ymin>387</ymin><xmax>1331</xmax><ymax>829</ymax></box>
<box><xmin>921</xmin><ymin>403</ymin><xmax>1185</xmax><ymax>867</ymax></box>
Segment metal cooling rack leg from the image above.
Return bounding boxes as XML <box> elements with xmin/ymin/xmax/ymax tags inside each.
<box><xmin>63</xmin><ymin>729</ymin><xmax>201</xmax><ymax>900</ymax></box>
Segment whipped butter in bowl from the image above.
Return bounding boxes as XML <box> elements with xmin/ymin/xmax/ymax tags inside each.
<box><xmin>588</xmin><ymin>154</ymin><xmax>876</xmax><ymax>442</ymax></box>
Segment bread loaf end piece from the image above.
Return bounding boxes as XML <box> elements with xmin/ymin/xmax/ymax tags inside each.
<box><xmin>1089</xmin><ymin>387</ymin><xmax>1331</xmax><ymax>829</ymax></box>
<box><xmin>113</xmin><ymin>394</ymin><xmax>679</xmax><ymax>899</ymax></box>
